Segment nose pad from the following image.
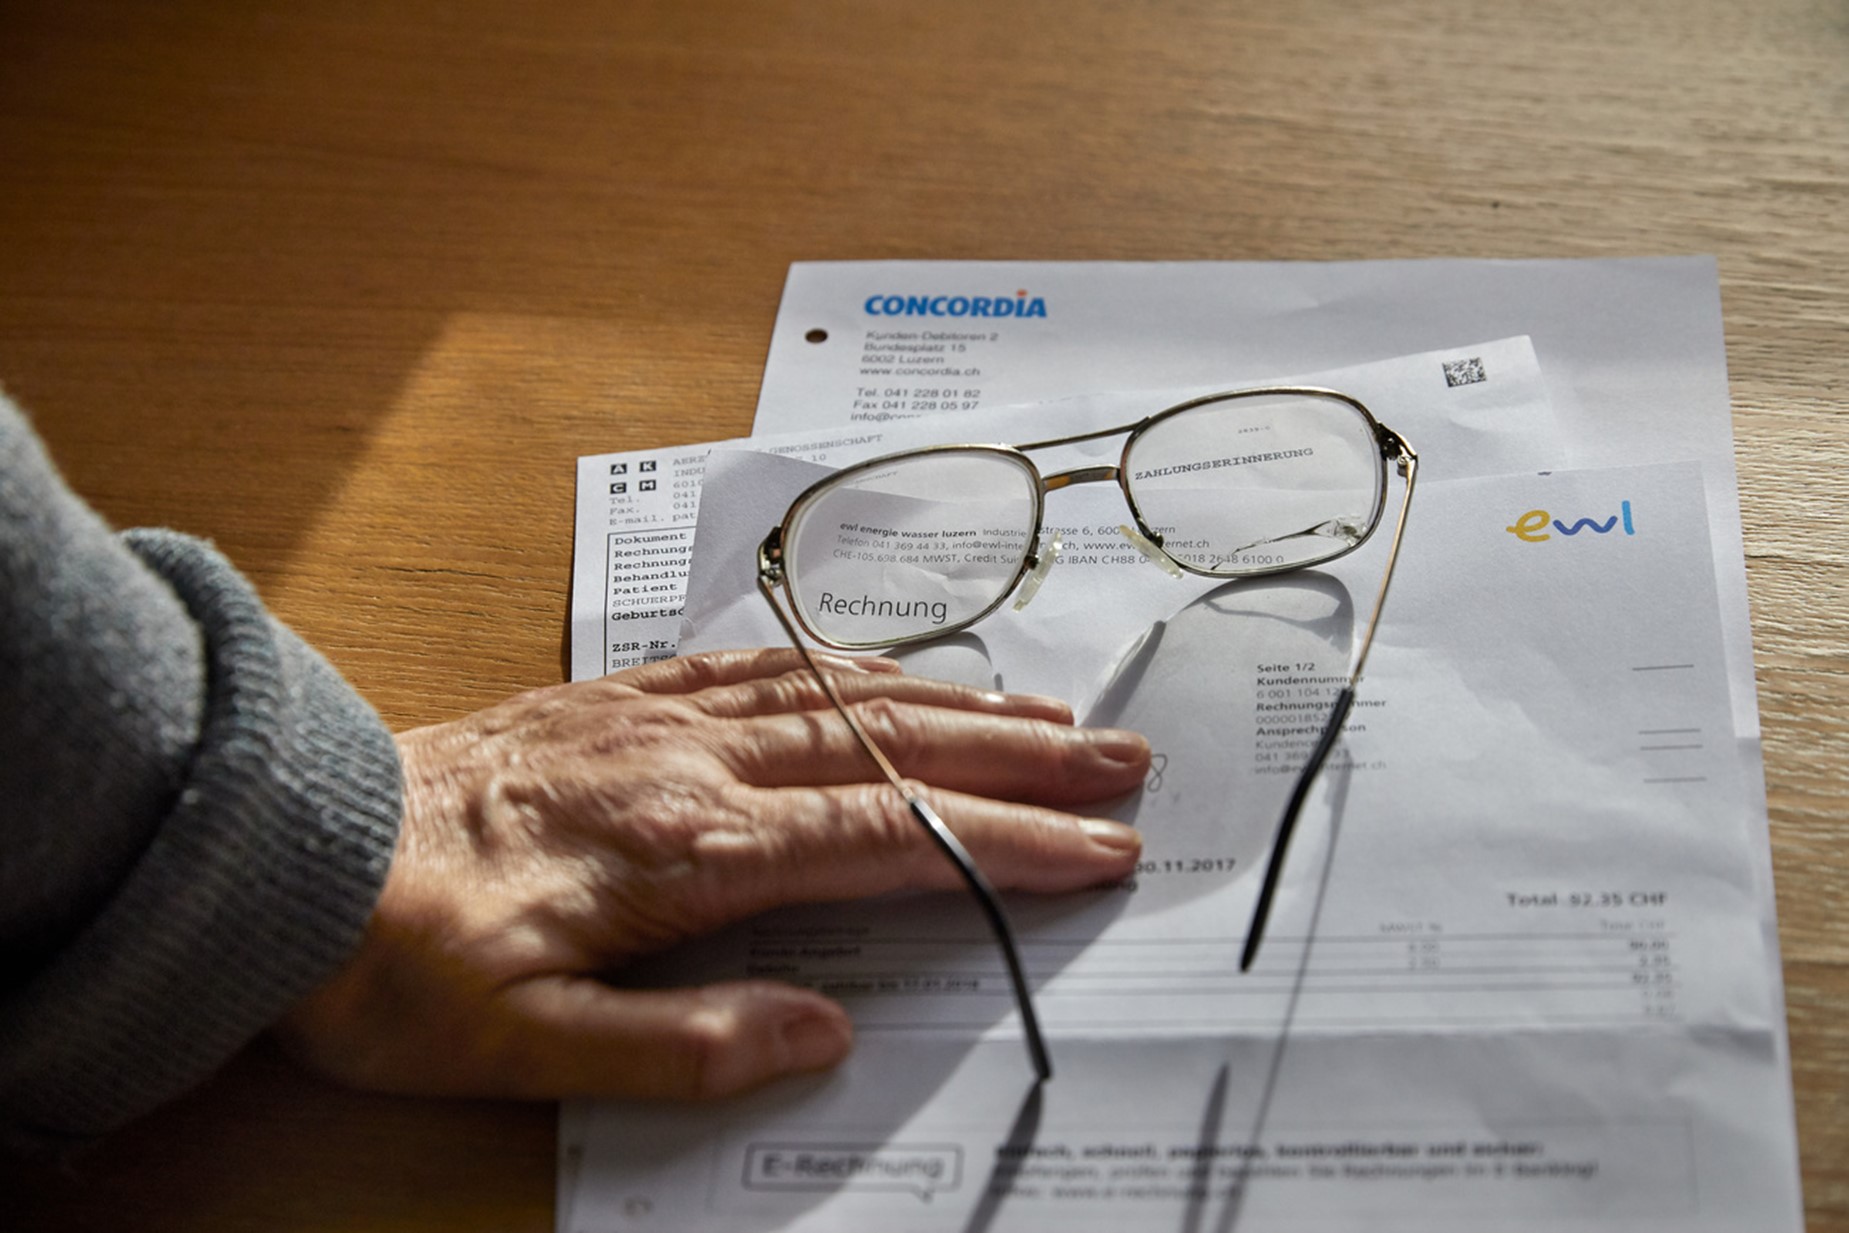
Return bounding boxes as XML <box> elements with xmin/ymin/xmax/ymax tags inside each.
<box><xmin>1011</xmin><ymin>529</ymin><xmax>1064</xmax><ymax>611</ymax></box>
<box><xmin>1118</xmin><ymin>524</ymin><xmax>1183</xmax><ymax>577</ymax></box>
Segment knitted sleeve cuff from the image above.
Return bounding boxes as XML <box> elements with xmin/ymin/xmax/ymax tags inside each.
<box><xmin>0</xmin><ymin>530</ymin><xmax>402</xmax><ymax>1144</ymax></box>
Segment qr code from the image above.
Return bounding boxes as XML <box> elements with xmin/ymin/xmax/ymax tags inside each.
<box><xmin>1442</xmin><ymin>356</ymin><xmax>1486</xmax><ymax>387</ymax></box>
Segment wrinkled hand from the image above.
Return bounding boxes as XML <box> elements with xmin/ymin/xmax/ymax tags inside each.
<box><xmin>278</xmin><ymin>648</ymin><xmax>1147</xmax><ymax>1102</ymax></box>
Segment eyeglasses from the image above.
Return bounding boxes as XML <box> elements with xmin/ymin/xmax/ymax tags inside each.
<box><xmin>753</xmin><ymin>387</ymin><xmax>1418</xmax><ymax>1081</ymax></box>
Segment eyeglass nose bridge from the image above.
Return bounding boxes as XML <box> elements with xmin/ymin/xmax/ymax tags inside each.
<box><xmin>1037</xmin><ymin>463</ymin><xmax>1183</xmax><ymax>577</ymax></box>
<box><xmin>1040</xmin><ymin>463</ymin><xmax>1120</xmax><ymax>492</ymax></box>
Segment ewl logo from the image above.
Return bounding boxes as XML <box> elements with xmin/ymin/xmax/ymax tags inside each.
<box><xmin>1506</xmin><ymin>500</ymin><xmax>1635</xmax><ymax>543</ymax></box>
<box><xmin>863</xmin><ymin>291</ymin><xmax>1048</xmax><ymax>319</ymax></box>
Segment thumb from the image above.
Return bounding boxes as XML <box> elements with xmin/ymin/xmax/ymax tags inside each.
<box><xmin>503</xmin><ymin>978</ymin><xmax>855</xmax><ymax>1101</ymax></box>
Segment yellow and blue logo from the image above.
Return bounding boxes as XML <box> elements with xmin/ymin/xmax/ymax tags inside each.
<box><xmin>1506</xmin><ymin>500</ymin><xmax>1635</xmax><ymax>543</ymax></box>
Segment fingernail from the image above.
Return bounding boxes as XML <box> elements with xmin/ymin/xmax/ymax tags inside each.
<box><xmin>1088</xmin><ymin>728</ymin><xmax>1151</xmax><ymax>766</ymax></box>
<box><xmin>1081</xmin><ymin>818</ymin><xmax>1141</xmax><ymax>854</ymax></box>
<box><xmin>779</xmin><ymin>1011</ymin><xmax>854</xmax><ymax>1071</ymax></box>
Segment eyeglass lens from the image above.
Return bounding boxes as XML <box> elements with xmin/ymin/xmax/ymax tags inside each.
<box><xmin>785</xmin><ymin>449</ymin><xmax>1040</xmax><ymax>647</ymax></box>
<box><xmin>1123</xmin><ymin>393</ymin><xmax>1385</xmax><ymax>575</ymax></box>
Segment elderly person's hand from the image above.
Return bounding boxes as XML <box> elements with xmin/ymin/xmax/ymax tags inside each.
<box><xmin>277</xmin><ymin>648</ymin><xmax>1147</xmax><ymax>1102</ymax></box>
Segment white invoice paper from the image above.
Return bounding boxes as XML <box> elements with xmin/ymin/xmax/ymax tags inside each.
<box><xmin>560</xmin><ymin>260</ymin><xmax>1799</xmax><ymax>1230</ymax></box>
<box><xmin>563</xmin><ymin>456</ymin><xmax>1796</xmax><ymax>1233</ymax></box>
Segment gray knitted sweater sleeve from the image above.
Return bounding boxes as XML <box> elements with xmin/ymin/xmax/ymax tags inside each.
<box><xmin>0</xmin><ymin>392</ymin><xmax>403</xmax><ymax>1144</ymax></box>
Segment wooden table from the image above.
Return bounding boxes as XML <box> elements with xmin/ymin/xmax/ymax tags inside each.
<box><xmin>2</xmin><ymin>1</ymin><xmax>1843</xmax><ymax>1228</ymax></box>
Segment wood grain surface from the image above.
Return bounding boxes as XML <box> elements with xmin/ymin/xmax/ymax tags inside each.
<box><xmin>2</xmin><ymin>1</ymin><xmax>1843</xmax><ymax>1228</ymax></box>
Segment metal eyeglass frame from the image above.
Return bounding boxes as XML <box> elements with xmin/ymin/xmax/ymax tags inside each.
<box><xmin>753</xmin><ymin>387</ymin><xmax>1419</xmax><ymax>1081</ymax></box>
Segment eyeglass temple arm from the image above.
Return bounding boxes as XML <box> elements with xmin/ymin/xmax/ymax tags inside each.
<box><xmin>753</xmin><ymin>545</ymin><xmax>1054</xmax><ymax>1082</ymax></box>
<box><xmin>1239</xmin><ymin>440</ymin><xmax>1418</xmax><ymax>972</ymax></box>
<box><xmin>1350</xmin><ymin>440</ymin><xmax>1419</xmax><ymax>684</ymax></box>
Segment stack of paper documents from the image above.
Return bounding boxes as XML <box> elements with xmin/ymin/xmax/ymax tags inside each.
<box><xmin>560</xmin><ymin>259</ymin><xmax>1801</xmax><ymax>1232</ymax></box>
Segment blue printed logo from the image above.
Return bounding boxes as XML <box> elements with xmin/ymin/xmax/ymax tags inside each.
<box><xmin>1506</xmin><ymin>500</ymin><xmax>1635</xmax><ymax>543</ymax></box>
<box><xmin>863</xmin><ymin>291</ymin><xmax>1047</xmax><ymax>319</ymax></box>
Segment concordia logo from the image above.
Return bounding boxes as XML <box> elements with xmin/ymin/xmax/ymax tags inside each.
<box><xmin>1505</xmin><ymin>500</ymin><xmax>1635</xmax><ymax>542</ymax></box>
<box><xmin>863</xmin><ymin>289</ymin><xmax>1048</xmax><ymax>318</ymax></box>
